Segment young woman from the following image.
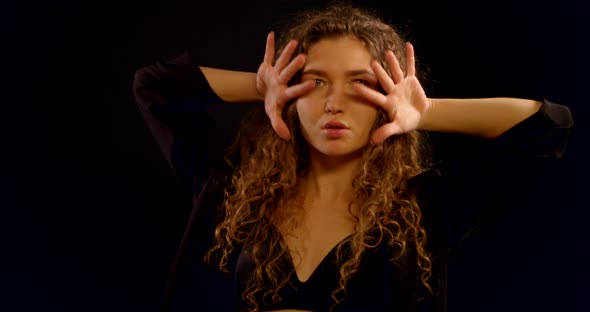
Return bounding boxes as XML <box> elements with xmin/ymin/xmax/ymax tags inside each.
<box><xmin>133</xmin><ymin>4</ymin><xmax>573</xmax><ymax>312</ymax></box>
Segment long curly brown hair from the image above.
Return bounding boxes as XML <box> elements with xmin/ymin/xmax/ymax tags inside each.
<box><xmin>207</xmin><ymin>4</ymin><xmax>433</xmax><ymax>311</ymax></box>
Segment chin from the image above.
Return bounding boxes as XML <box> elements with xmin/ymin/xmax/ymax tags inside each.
<box><xmin>312</xmin><ymin>140</ymin><xmax>367</xmax><ymax>157</ymax></box>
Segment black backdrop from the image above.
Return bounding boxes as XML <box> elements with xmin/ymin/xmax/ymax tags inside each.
<box><xmin>2</xmin><ymin>0</ymin><xmax>588</xmax><ymax>311</ymax></box>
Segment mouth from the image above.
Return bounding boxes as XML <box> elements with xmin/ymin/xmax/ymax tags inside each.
<box><xmin>322</xmin><ymin>120</ymin><xmax>349</xmax><ymax>130</ymax></box>
<box><xmin>321</xmin><ymin>120</ymin><xmax>350</xmax><ymax>139</ymax></box>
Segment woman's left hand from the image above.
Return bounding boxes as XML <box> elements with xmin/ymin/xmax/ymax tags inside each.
<box><xmin>353</xmin><ymin>42</ymin><xmax>430</xmax><ymax>144</ymax></box>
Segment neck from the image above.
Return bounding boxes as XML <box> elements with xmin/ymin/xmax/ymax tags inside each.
<box><xmin>302</xmin><ymin>148</ymin><xmax>363</xmax><ymax>204</ymax></box>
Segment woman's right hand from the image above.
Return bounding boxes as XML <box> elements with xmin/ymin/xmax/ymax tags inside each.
<box><xmin>256</xmin><ymin>32</ymin><xmax>315</xmax><ymax>140</ymax></box>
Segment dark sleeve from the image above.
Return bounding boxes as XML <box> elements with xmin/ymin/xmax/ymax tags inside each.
<box><xmin>132</xmin><ymin>51</ymin><xmax>224</xmax><ymax>176</ymax></box>
<box><xmin>426</xmin><ymin>99</ymin><xmax>573</xmax><ymax>250</ymax></box>
<box><xmin>494</xmin><ymin>99</ymin><xmax>573</xmax><ymax>161</ymax></box>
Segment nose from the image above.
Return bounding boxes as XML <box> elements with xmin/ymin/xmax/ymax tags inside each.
<box><xmin>324</xmin><ymin>85</ymin><xmax>346</xmax><ymax>114</ymax></box>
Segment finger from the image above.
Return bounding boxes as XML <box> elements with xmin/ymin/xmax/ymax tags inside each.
<box><xmin>278</xmin><ymin>54</ymin><xmax>306</xmax><ymax>84</ymax></box>
<box><xmin>385</xmin><ymin>50</ymin><xmax>404</xmax><ymax>84</ymax></box>
<box><xmin>352</xmin><ymin>82</ymin><xmax>388</xmax><ymax>108</ymax></box>
<box><xmin>371</xmin><ymin>122</ymin><xmax>403</xmax><ymax>144</ymax></box>
<box><xmin>406</xmin><ymin>42</ymin><xmax>416</xmax><ymax>77</ymax></box>
<box><xmin>275</xmin><ymin>80</ymin><xmax>314</xmax><ymax>112</ymax></box>
<box><xmin>284</xmin><ymin>80</ymin><xmax>315</xmax><ymax>100</ymax></box>
<box><xmin>275</xmin><ymin>39</ymin><xmax>298</xmax><ymax>71</ymax></box>
<box><xmin>371</xmin><ymin>60</ymin><xmax>395</xmax><ymax>93</ymax></box>
<box><xmin>270</xmin><ymin>108</ymin><xmax>291</xmax><ymax>140</ymax></box>
<box><xmin>263</xmin><ymin>31</ymin><xmax>275</xmax><ymax>65</ymax></box>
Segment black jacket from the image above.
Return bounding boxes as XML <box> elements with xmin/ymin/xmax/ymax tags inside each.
<box><xmin>133</xmin><ymin>51</ymin><xmax>573</xmax><ymax>312</ymax></box>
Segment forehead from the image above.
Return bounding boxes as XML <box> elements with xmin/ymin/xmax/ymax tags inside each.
<box><xmin>304</xmin><ymin>36</ymin><xmax>372</xmax><ymax>71</ymax></box>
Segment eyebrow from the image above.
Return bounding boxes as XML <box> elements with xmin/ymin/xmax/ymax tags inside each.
<box><xmin>302</xmin><ymin>68</ymin><xmax>376</xmax><ymax>78</ymax></box>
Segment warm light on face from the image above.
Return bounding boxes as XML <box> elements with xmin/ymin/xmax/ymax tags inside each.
<box><xmin>296</xmin><ymin>36</ymin><xmax>380</xmax><ymax>157</ymax></box>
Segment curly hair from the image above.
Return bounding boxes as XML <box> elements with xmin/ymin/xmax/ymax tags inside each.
<box><xmin>207</xmin><ymin>4</ymin><xmax>433</xmax><ymax>311</ymax></box>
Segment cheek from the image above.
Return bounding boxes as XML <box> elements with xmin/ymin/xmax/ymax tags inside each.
<box><xmin>294</xmin><ymin>101</ymin><xmax>311</xmax><ymax>137</ymax></box>
<box><xmin>294</xmin><ymin>102</ymin><xmax>314</xmax><ymax>144</ymax></box>
<box><xmin>295</xmin><ymin>98</ymin><xmax>320</xmax><ymax>125</ymax></box>
<box><xmin>294</xmin><ymin>101</ymin><xmax>305</xmax><ymax>124</ymax></box>
<box><xmin>357</xmin><ymin>106</ymin><xmax>379</xmax><ymax>131</ymax></box>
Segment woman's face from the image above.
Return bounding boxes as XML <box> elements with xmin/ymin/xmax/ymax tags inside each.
<box><xmin>296</xmin><ymin>36</ymin><xmax>380</xmax><ymax>157</ymax></box>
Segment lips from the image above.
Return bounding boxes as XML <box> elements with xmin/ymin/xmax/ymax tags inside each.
<box><xmin>322</xmin><ymin>120</ymin><xmax>349</xmax><ymax>130</ymax></box>
<box><xmin>321</xmin><ymin>120</ymin><xmax>350</xmax><ymax>139</ymax></box>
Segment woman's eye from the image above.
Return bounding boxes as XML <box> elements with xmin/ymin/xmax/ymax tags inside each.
<box><xmin>314</xmin><ymin>79</ymin><xmax>324</xmax><ymax>87</ymax></box>
<box><xmin>353</xmin><ymin>79</ymin><xmax>368</xmax><ymax>85</ymax></box>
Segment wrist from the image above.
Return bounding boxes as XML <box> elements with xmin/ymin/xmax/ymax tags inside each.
<box><xmin>418</xmin><ymin>98</ymin><xmax>436</xmax><ymax>131</ymax></box>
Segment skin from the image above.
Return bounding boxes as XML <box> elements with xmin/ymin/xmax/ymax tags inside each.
<box><xmin>253</xmin><ymin>32</ymin><xmax>541</xmax><ymax>142</ymax></box>
<box><xmin>201</xmin><ymin>31</ymin><xmax>541</xmax><ymax>141</ymax></box>
<box><xmin>203</xmin><ymin>34</ymin><xmax>428</xmax><ymax>312</ymax></box>
<box><xmin>196</xmin><ymin>31</ymin><xmax>542</xmax><ymax>312</ymax></box>
<box><xmin>256</xmin><ymin>32</ymin><xmax>316</xmax><ymax>140</ymax></box>
<box><xmin>269</xmin><ymin>37</ymin><xmax>401</xmax><ymax>312</ymax></box>
<box><xmin>257</xmin><ymin>35</ymin><xmax>430</xmax><ymax>312</ymax></box>
<box><xmin>256</xmin><ymin>31</ymin><xmax>432</xmax><ymax>145</ymax></box>
<box><xmin>296</xmin><ymin>36</ymin><xmax>380</xmax><ymax>158</ymax></box>
<box><xmin>281</xmin><ymin>37</ymin><xmax>378</xmax><ymax>286</ymax></box>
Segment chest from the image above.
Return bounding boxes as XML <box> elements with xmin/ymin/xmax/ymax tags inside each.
<box><xmin>279</xmin><ymin>201</ymin><xmax>356</xmax><ymax>283</ymax></box>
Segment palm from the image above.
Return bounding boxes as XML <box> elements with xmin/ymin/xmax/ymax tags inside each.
<box><xmin>353</xmin><ymin>42</ymin><xmax>431</xmax><ymax>144</ymax></box>
<box><xmin>386</xmin><ymin>76</ymin><xmax>429</xmax><ymax>133</ymax></box>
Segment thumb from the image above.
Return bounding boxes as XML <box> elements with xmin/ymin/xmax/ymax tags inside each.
<box><xmin>371</xmin><ymin>123</ymin><xmax>403</xmax><ymax>144</ymax></box>
<box><xmin>270</xmin><ymin>109</ymin><xmax>291</xmax><ymax>140</ymax></box>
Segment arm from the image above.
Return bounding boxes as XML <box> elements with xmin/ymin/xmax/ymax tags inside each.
<box><xmin>133</xmin><ymin>51</ymin><xmax>229</xmax><ymax>186</ymax></box>
<box><xmin>352</xmin><ymin>43</ymin><xmax>572</xmax><ymax>145</ymax></box>
<box><xmin>133</xmin><ymin>51</ymin><xmax>225</xmax><ymax>128</ymax></box>
<box><xmin>199</xmin><ymin>67</ymin><xmax>262</xmax><ymax>103</ymax></box>
<box><xmin>132</xmin><ymin>34</ymin><xmax>311</xmax><ymax>187</ymax></box>
<box><xmin>419</xmin><ymin>97</ymin><xmax>543</xmax><ymax>139</ymax></box>
<box><xmin>141</xmin><ymin>32</ymin><xmax>313</xmax><ymax>140</ymax></box>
